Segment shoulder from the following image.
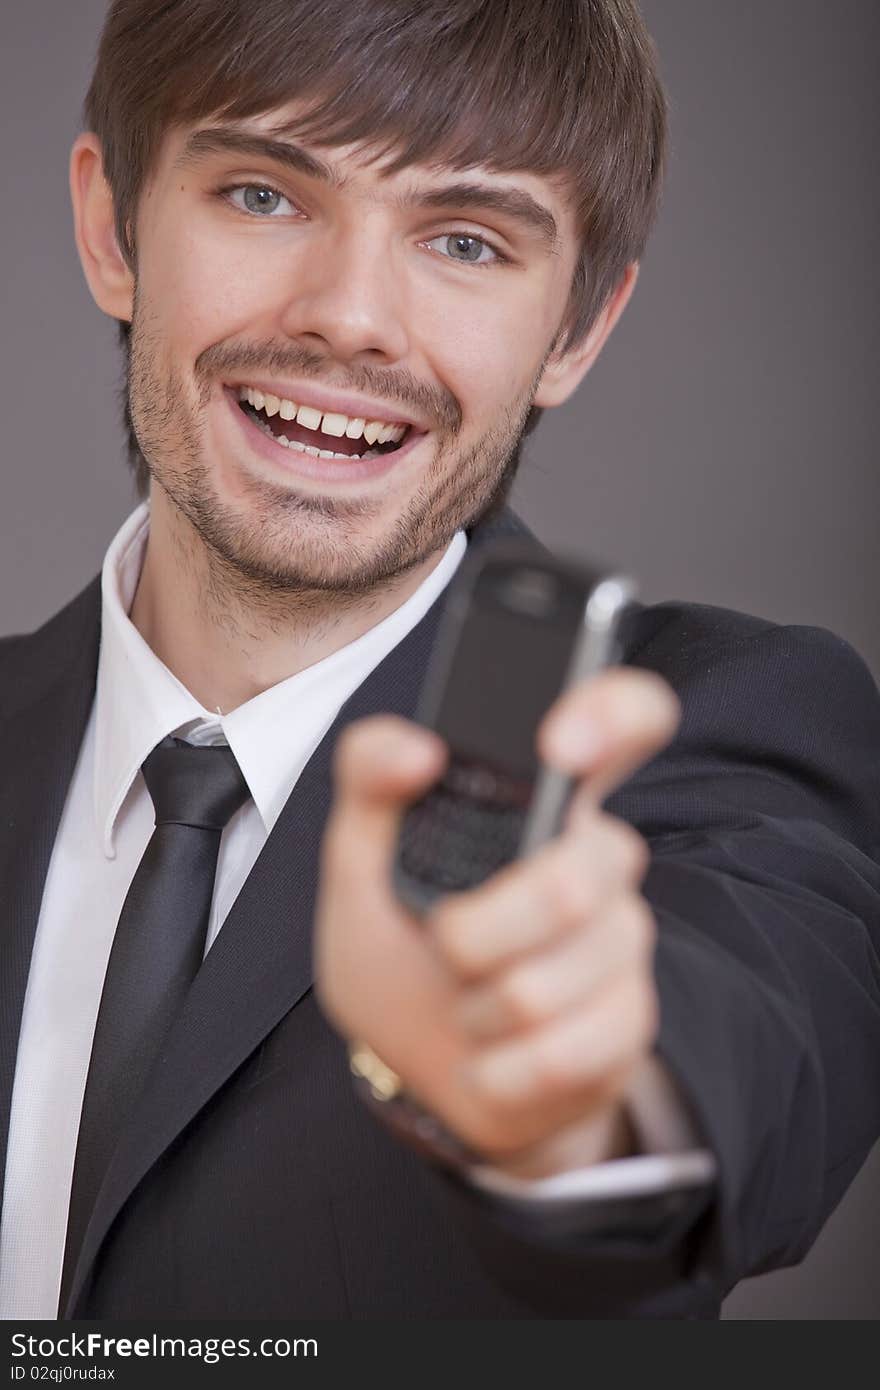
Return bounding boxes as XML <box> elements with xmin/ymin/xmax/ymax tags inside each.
<box><xmin>617</xmin><ymin>596</ymin><xmax>880</xmax><ymax>855</ymax></box>
<box><xmin>621</xmin><ymin>597</ymin><xmax>775</xmax><ymax>663</ymax></box>
<box><xmin>0</xmin><ymin>575</ymin><xmax>101</xmax><ymax>718</ymax></box>
<box><xmin>622</xmin><ymin>596</ymin><xmax>878</xmax><ymax>714</ymax></box>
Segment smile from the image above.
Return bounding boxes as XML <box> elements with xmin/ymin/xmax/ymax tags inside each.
<box><xmin>235</xmin><ymin>385</ymin><xmax>411</xmax><ymax>462</ymax></box>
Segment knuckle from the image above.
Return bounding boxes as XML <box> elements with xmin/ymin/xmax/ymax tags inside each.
<box><xmin>622</xmin><ymin>894</ymin><xmax>656</xmax><ymax>956</ymax></box>
<box><xmin>533</xmin><ymin>1038</ymin><xmax>579</xmax><ymax>1094</ymax></box>
<box><xmin>498</xmin><ymin>967</ymin><xmax>550</xmax><ymax>1029</ymax></box>
<box><xmin>541</xmin><ymin>847</ymin><xmax>594</xmax><ymax>926</ymax></box>
<box><xmin>607</xmin><ymin>817</ymin><xmax>650</xmax><ymax>881</ymax></box>
<box><xmin>608</xmin><ymin>962</ymin><xmax>659</xmax><ymax>1057</ymax></box>
<box><xmin>656</xmin><ymin>675</ymin><xmax>683</xmax><ymax>728</ymax></box>
<box><xmin>428</xmin><ymin>896</ymin><xmax>481</xmax><ymax>973</ymax></box>
<box><xmin>638</xmin><ymin>670</ymin><xmax>682</xmax><ymax>730</ymax></box>
<box><xmin>636</xmin><ymin>977</ymin><xmax>661</xmax><ymax>1045</ymax></box>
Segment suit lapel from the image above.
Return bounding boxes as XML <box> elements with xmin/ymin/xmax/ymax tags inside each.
<box><xmin>0</xmin><ymin>579</ymin><xmax>101</xmax><ymax>1232</ymax></box>
<box><xmin>62</xmin><ymin>503</ymin><xmax>546</xmax><ymax>1315</ymax></box>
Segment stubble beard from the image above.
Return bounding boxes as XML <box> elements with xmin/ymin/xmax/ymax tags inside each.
<box><xmin>127</xmin><ymin>298</ymin><xmax>542</xmax><ymax>614</ymax></box>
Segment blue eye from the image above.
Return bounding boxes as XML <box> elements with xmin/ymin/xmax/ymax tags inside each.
<box><xmin>225</xmin><ymin>184</ymin><xmax>296</xmax><ymax>216</ymax></box>
<box><xmin>426</xmin><ymin>233</ymin><xmax>502</xmax><ymax>267</ymax></box>
<box><xmin>218</xmin><ymin>187</ymin><xmax>506</xmax><ymax>268</ymax></box>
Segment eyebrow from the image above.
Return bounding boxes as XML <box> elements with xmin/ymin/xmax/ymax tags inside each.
<box><xmin>399</xmin><ymin>183</ymin><xmax>559</xmax><ymax>252</ymax></box>
<box><xmin>174</xmin><ymin>128</ymin><xmax>560</xmax><ymax>253</ymax></box>
<box><xmin>175</xmin><ymin>128</ymin><xmax>342</xmax><ymax>186</ymax></box>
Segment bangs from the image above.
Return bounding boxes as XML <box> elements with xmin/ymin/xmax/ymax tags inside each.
<box><xmin>175</xmin><ymin>0</ymin><xmax>594</xmax><ymax>187</ymax></box>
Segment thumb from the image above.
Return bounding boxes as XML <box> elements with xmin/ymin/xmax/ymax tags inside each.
<box><xmin>324</xmin><ymin>715</ymin><xmax>448</xmax><ymax>874</ymax></box>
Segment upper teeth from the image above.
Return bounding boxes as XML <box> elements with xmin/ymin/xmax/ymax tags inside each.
<box><xmin>238</xmin><ymin>386</ymin><xmax>408</xmax><ymax>446</ymax></box>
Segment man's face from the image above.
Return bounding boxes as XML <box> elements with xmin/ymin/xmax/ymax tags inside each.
<box><xmin>126</xmin><ymin>108</ymin><xmax>582</xmax><ymax>596</ymax></box>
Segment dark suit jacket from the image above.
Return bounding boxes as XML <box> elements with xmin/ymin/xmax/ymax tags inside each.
<box><xmin>1</xmin><ymin>502</ymin><xmax>878</xmax><ymax>1320</ymax></box>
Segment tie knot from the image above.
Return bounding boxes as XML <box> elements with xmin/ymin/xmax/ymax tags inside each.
<box><xmin>141</xmin><ymin>737</ymin><xmax>251</xmax><ymax>831</ymax></box>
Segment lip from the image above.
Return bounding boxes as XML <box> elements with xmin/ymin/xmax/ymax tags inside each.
<box><xmin>224</xmin><ymin>376</ymin><xmax>426</xmax><ymax>432</ymax></box>
<box><xmin>223</xmin><ymin>386</ymin><xmax>428</xmax><ymax>484</ymax></box>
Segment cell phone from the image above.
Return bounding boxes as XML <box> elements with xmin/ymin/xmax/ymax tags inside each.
<box><xmin>392</xmin><ymin>535</ymin><xmax>638</xmax><ymax>917</ymax></box>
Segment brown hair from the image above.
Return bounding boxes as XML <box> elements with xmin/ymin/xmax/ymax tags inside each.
<box><xmin>84</xmin><ymin>0</ymin><xmax>667</xmax><ymax>494</ymax></box>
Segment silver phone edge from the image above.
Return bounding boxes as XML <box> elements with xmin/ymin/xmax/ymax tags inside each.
<box><xmin>517</xmin><ymin>572</ymin><xmax>639</xmax><ymax>855</ymax></box>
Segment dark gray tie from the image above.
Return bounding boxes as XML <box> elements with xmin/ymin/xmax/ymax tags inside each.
<box><xmin>60</xmin><ymin>736</ymin><xmax>250</xmax><ymax>1310</ymax></box>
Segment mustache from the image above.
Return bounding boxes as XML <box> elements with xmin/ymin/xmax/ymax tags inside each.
<box><xmin>194</xmin><ymin>340</ymin><xmax>462</xmax><ymax>435</ymax></box>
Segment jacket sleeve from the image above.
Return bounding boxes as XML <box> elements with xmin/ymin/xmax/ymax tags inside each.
<box><xmin>406</xmin><ymin>610</ymin><xmax>880</xmax><ymax>1317</ymax></box>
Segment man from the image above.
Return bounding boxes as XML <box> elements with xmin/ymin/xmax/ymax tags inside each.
<box><xmin>1</xmin><ymin>0</ymin><xmax>878</xmax><ymax>1321</ymax></box>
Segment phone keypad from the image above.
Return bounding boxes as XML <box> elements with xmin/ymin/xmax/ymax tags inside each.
<box><xmin>398</xmin><ymin>759</ymin><xmax>531</xmax><ymax>894</ymax></box>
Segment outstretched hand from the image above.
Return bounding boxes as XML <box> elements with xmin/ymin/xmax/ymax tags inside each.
<box><xmin>314</xmin><ymin>666</ymin><xmax>681</xmax><ymax>1179</ymax></box>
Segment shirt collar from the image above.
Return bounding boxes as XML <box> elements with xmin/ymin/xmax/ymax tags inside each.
<box><xmin>94</xmin><ymin>501</ymin><xmax>467</xmax><ymax>856</ymax></box>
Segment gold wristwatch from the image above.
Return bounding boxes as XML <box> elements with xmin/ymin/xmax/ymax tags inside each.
<box><xmin>348</xmin><ymin>1040</ymin><xmax>480</xmax><ymax>1171</ymax></box>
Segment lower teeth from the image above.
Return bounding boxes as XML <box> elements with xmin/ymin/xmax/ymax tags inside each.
<box><xmin>245</xmin><ymin>406</ymin><xmax>382</xmax><ymax>461</ymax></box>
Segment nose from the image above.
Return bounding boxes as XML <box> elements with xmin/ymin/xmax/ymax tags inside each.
<box><xmin>277</xmin><ymin>214</ymin><xmax>411</xmax><ymax>366</ymax></box>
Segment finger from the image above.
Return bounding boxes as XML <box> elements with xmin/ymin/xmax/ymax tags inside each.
<box><xmin>427</xmin><ymin>813</ymin><xmax>649</xmax><ymax>981</ymax></box>
<box><xmin>321</xmin><ymin>714</ymin><xmax>447</xmax><ymax>897</ymax></box>
<box><xmin>455</xmin><ymin>892</ymin><xmax>656</xmax><ymax>1042</ymax></box>
<box><xmin>458</xmin><ymin>971</ymin><xmax>659</xmax><ymax>1122</ymax></box>
<box><xmin>536</xmin><ymin>666</ymin><xmax>681</xmax><ymax>810</ymax></box>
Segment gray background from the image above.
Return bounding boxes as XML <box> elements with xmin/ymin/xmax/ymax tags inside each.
<box><xmin>1</xmin><ymin>1</ymin><xmax>877</xmax><ymax>1318</ymax></box>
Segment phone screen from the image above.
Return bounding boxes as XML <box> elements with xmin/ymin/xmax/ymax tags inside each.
<box><xmin>433</xmin><ymin>560</ymin><xmax>588</xmax><ymax>780</ymax></box>
<box><xmin>394</xmin><ymin>554</ymin><xmax>591</xmax><ymax>908</ymax></box>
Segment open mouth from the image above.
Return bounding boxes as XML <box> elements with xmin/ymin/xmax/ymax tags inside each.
<box><xmin>233</xmin><ymin>385</ymin><xmax>414</xmax><ymax>463</ymax></box>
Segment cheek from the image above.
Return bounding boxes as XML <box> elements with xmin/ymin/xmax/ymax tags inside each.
<box><xmin>138</xmin><ymin>214</ymin><xmax>281</xmax><ymax>356</ymax></box>
<box><xmin>414</xmin><ymin>284</ymin><xmax>546</xmax><ymax>425</ymax></box>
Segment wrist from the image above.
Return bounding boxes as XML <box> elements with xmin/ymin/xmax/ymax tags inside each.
<box><xmin>482</xmin><ymin>1101</ymin><xmax>638</xmax><ymax>1181</ymax></box>
<box><xmin>348</xmin><ymin>1040</ymin><xmax>640</xmax><ymax>1180</ymax></box>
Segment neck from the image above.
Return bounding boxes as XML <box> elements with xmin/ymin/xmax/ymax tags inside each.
<box><xmin>129</xmin><ymin>488</ymin><xmax>451</xmax><ymax>713</ymax></box>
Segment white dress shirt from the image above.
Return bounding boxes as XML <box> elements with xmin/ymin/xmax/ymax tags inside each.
<box><xmin>0</xmin><ymin>502</ymin><xmax>714</xmax><ymax>1320</ymax></box>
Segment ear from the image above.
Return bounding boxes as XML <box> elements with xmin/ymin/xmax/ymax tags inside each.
<box><xmin>69</xmin><ymin>132</ymin><xmax>135</xmax><ymax>323</ymax></box>
<box><xmin>533</xmin><ymin>262</ymin><xmax>639</xmax><ymax>409</ymax></box>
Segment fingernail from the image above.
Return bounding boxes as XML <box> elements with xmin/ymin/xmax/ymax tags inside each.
<box><xmin>546</xmin><ymin>719</ymin><xmax>604</xmax><ymax>767</ymax></box>
<box><xmin>403</xmin><ymin>729</ymin><xmax>446</xmax><ymax>774</ymax></box>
